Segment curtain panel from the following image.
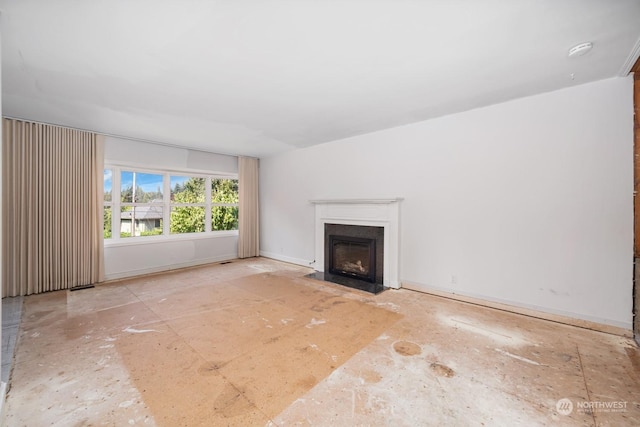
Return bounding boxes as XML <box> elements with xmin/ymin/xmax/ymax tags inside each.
<box><xmin>2</xmin><ymin>119</ymin><xmax>104</xmax><ymax>297</ymax></box>
<box><xmin>238</xmin><ymin>156</ymin><xmax>259</xmax><ymax>258</ymax></box>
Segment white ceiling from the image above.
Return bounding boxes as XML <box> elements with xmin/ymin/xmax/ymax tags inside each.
<box><xmin>2</xmin><ymin>1</ymin><xmax>640</xmax><ymax>158</ymax></box>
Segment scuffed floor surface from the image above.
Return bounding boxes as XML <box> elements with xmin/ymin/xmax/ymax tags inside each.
<box><xmin>3</xmin><ymin>258</ymin><xmax>640</xmax><ymax>426</ymax></box>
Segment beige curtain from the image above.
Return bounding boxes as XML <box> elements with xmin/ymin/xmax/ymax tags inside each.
<box><xmin>238</xmin><ymin>156</ymin><xmax>259</xmax><ymax>258</ymax></box>
<box><xmin>2</xmin><ymin>119</ymin><xmax>104</xmax><ymax>297</ymax></box>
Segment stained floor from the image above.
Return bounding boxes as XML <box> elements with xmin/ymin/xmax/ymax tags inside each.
<box><xmin>2</xmin><ymin>258</ymin><xmax>640</xmax><ymax>426</ymax></box>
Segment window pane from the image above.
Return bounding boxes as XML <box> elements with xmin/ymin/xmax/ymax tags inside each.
<box><xmin>211</xmin><ymin>179</ymin><xmax>239</xmax><ymax>203</ymax></box>
<box><xmin>170</xmin><ymin>206</ymin><xmax>205</xmax><ymax>234</ymax></box>
<box><xmin>171</xmin><ymin>176</ymin><xmax>205</xmax><ymax>203</ymax></box>
<box><xmin>103</xmin><ymin>206</ymin><xmax>112</xmax><ymax>239</ymax></box>
<box><xmin>212</xmin><ymin>206</ymin><xmax>238</xmax><ymax>231</ymax></box>
<box><xmin>120</xmin><ymin>171</ymin><xmax>133</xmax><ymax>203</ymax></box>
<box><xmin>120</xmin><ymin>206</ymin><xmax>133</xmax><ymax>238</ymax></box>
<box><xmin>121</xmin><ymin>171</ymin><xmax>163</xmax><ymax>203</ymax></box>
<box><xmin>104</xmin><ymin>169</ymin><xmax>112</xmax><ymax>202</ymax></box>
<box><xmin>121</xmin><ymin>206</ymin><xmax>163</xmax><ymax>237</ymax></box>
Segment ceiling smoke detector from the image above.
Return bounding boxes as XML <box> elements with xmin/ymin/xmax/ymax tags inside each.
<box><xmin>568</xmin><ymin>42</ymin><xmax>593</xmax><ymax>58</ymax></box>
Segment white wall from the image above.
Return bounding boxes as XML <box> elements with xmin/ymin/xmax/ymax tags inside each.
<box><xmin>104</xmin><ymin>137</ymin><xmax>239</xmax><ymax>280</ymax></box>
<box><xmin>260</xmin><ymin>76</ymin><xmax>634</xmax><ymax>329</ymax></box>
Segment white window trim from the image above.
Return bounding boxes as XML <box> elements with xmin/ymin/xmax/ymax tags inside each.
<box><xmin>104</xmin><ymin>164</ymin><xmax>239</xmax><ymax>245</ymax></box>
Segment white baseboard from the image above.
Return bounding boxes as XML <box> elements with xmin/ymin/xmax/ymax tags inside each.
<box><xmin>259</xmin><ymin>251</ymin><xmax>314</xmax><ymax>268</ymax></box>
<box><xmin>402</xmin><ymin>280</ymin><xmax>633</xmax><ymax>337</ymax></box>
<box><xmin>103</xmin><ymin>254</ymin><xmax>238</xmax><ymax>281</ymax></box>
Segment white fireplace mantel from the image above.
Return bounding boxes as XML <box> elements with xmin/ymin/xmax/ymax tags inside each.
<box><xmin>311</xmin><ymin>198</ymin><xmax>403</xmax><ymax>289</ymax></box>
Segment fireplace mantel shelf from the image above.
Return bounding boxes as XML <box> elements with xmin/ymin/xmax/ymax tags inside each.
<box><xmin>310</xmin><ymin>198</ymin><xmax>403</xmax><ymax>205</ymax></box>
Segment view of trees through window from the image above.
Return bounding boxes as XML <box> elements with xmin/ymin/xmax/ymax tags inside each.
<box><xmin>171</xmin><ymin>176</ymin><xmax>205</xmax><ymax>234</ymax></box>
<box><xmin>212</xmin><ymin>178</ymin><xmax>239</xmax><ymax>231</ymax></box>
<box><xmin>104</xmin><ymin>168</ymin><xmax>238</xmax><ymax>239</ymax></box>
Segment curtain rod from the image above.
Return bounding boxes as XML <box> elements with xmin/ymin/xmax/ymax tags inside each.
<box><xmin>2</xmin><ymin>115</ymin><xmax>256</xmax><ymax>159</ymax></box>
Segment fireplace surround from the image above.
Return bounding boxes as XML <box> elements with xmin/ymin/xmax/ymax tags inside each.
<box><xmin>310</xmin><ymin>198</ymin><xmax>402</xmax><ymax>292</ymax></box>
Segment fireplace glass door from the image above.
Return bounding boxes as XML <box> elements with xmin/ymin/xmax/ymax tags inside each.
<box><xmin>328</xmin><ymin>235</ymin><xmax>376</xmax><ymax>283</ymax></box>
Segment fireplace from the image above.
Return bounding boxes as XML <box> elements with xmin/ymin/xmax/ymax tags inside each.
<box><xmin>310</xmin><ymin>198</ymin><xmax>402</xmax><ymax>292</ymax></box>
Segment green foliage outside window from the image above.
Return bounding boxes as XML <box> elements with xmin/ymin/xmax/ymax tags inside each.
<box><xmin>170</xmin><ymin>178</ymin><xmax>206</xmax><ymax>233</ymax></box>
<box><xmin>140</xmin><ymin>229</ymin><xmax>163</xmax><ymax>236</ymax></box>
<box><xmin>169</xmin><ymin>177</ymin><xmax>239</xmax><ymax>233</ymax></box>
<box><xmin>212</xmin><ymin>179</ymin><xmax>239</xmax><ymax>231</ymax></box>
<box><xmin>103</xmin><ymin>207</ymin><xmax>112</xmax><ymax>238</ymax></box>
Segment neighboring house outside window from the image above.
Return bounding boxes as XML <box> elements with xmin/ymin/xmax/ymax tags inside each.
<box><xmin>120</xmin><ymin>203</ymin><xmax>163</xmax><ymax>236</ymax></box>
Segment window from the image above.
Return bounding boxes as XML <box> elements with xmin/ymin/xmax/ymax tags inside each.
<box><xmin>103</xmin><ymin>169</ymin><xmax>113</xmax><ymax>238</ymax></box>
<box><xmin>170</xmin><ymin>176</ymin><xmax>206</xmax><ymax>234</ymax></box>
<box><xmin>212</xmin><ymin>178</ymin><xmax>239</xmax><ymax>230</ymax></box>
<box><xmin>104</xmin><ymin>166</ymin><xmax>238</xmax><ymax>241</ymax></box>
<box><xmin>120</xmin><ymin>171</ymin><xmax>164</xmax><ymax>237</ymax></box>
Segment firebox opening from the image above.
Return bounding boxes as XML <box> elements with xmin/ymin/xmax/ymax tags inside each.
<box><xmin>329</xmin><ymin>235</ymin><xmax>376</xmax><ymax>283</ymax></box>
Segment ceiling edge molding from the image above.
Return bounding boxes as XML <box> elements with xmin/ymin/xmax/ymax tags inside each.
<box><xmin>619</xmin><ymin>35</ymin><xmax>640</xmax><ymax>76</ymax></box>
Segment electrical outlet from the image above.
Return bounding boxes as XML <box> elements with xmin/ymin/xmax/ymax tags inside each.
<box><xmin>451</xmin><ymin>275</ymin><xmax>457</xmax><ymax>284</ymax></box>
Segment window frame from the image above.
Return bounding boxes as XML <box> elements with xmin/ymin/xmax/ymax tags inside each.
<box><xmin>104</xmin><ymin>164</ymin><xmax>239</xmax><ymax>246</ymax></box>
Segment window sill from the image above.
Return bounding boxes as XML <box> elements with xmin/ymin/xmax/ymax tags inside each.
<box><xmin>104</xmin><ymin>230</ymin><xmax>238</xmax><ymax>248</ymax></box>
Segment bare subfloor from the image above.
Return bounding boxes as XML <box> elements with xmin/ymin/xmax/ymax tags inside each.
<box><xmin>3</xmin><ymin>258</ymin><xmax>640</xmax><ymax>426</ymax></box>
